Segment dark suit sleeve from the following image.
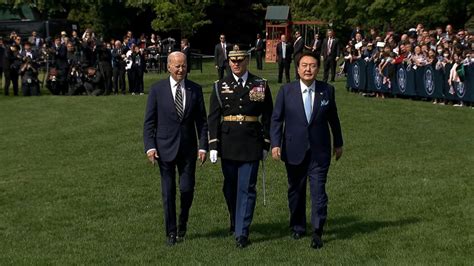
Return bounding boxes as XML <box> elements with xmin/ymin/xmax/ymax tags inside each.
<box><xmin>214</xmin><ymin>45</ymin><xmax>219</xmax><ymax>66</ymax></box>
<box><xmin>335</xmin><ymin>39</ymin><xmax>341</xmax><ymax>58</ymax></box>
<box><xmin>261</xmin><ymin>82</ymin><xmax>274</xmax><ymax>151</ymax></box>
<box><xmin>143</xmin><ymin>86</ymin><xmax>158</xmax><ymax>153</ymax></box>
<box><xmin>321</xmin><ymin>39</ymin><xmax>327</xmax><ymax>57</ymax></box>
<box><xmin>195</xmin><ymin>85</ymin><xmax>209</xmax><ymax>151</ymax></box>
<box><xmin>270</xmin><ymin>86</ymin><xmax>285</xmax><ymax>148</ymax></box>
<box><xmin>207</xmin><ymin>82</ymin><xmax>221</xmax><ymax>151</ymax></box>
<box><xmin>328</xmin><ymin>86</ymin><xmax>343</xmax><ymax>148</ymax></box>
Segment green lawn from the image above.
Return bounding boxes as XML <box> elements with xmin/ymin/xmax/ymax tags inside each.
<box><xmin>0</xmin><ymin>60</ymin><xmax>473</xmax><ymax>264</ymax></box>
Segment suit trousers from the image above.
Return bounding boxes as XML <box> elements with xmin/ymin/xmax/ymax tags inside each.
<box><xmin>98</xmin><ymin>62</ymin><xmax>113</xmax><ymax>95</ymax></box>
<box><xmin>217</xmin><ymin>61</ymin><xmax>230</xmax><ymax>80</ymax></box>
<box><xmin>221</xmin><ymin>159</ymin><xmax>259</xmax><ymax>238</ymax></box>
<box><xmin>285</xmin><ymin>151</ymin><xmax>329</xmax><ymax>235</ymax></box>
<box><xmin>278</xmin><ymin>60</ymin><xmax>291</xmax><ymax>83</ymax></box>
<box><xmin>4</xmin><ymin>70</ymin><xmax>19</xmax><ymax>96</ymax></box>
<box><xmin>157</xmin><ymin>150</ymin><xmax>196</xmax><ymax>236</ymax></box>
<box><xmin>256</xmin><ymin>51</ymin><xmax>263</xmax><ymax>70</ymax></box>
<box><xmin>323</xmin><ymin>57</ymin><xmax>337</xmax><ymax>82</ymax></box>
<box><xmin>113</xmin><ymin>66</ymin><xmax>126</xmax><ymax>94</ymax></box>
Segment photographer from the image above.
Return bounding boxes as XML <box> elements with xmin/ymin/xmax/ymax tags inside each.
<box><xmin>66</xmin><ymin>42</ymin><xmax>85</xmax><ymax>95</ymax></box>
<box><xmin>20</xmin><ymin>55</ymin><xmax>39</xmax><ymax>96</ymax></box>
<box><xmin>68</xmin><ymin>62</ymin><xmax>85</xmax><ymax>95</ymax></box>
<box><xmin>4</xmin><ymin>43</ymin><xmax>22</xmax><ymax>96</ymax></box>
<box><xmin>96</xmin><ymin>41</ymin><xmax>113</xmax><ymax>95</ymax></box>
<box><xmin>52</xmin><ymin>36</ymin><xmax>68</xmax><ymax>95</ymax></box>
<box><xmin>128</xmin><ymin>44</ymin><xmax>145</xmax><ymax>95</ymax></box>
<box><xmin>84</xmin><ymin>67</ymin><xmax>103</xmax><ymax>96</ymax></box>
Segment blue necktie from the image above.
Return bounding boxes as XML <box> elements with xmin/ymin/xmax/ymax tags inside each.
<box><xmin>304</xmin><ymin>88</ymin><xmax>313</xmax><ymax>122</ymax></box>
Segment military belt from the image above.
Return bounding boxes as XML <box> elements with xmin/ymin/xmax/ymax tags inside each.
<box><xmin>223</xmin><ymin>115</ymin><xmax>258</xmax><ymax>122</ymax></box>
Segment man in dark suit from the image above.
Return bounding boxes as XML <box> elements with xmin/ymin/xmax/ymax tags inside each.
<box><xmin>276</xmin><ymin>34</ymin><xmax>292</xmax><ymax>84</ymax></box>
<box><xmin>181</xmin><ymin>38</ymin><xmax>191</xmax><ymax>74</ymax></box>
<box><xmin>143</xmin><ymin>51</ymin><xmax>208</xmax><ymax>246</ymax></box>
<box><xmin>214</xmin><ymin>34</ymin><xmax>231</xmax><ymax>79</ymax></box>
<box><xmin>306</xmin><ymin>33</ymin><xmax>322</xmax><ymax>68</ymax></box>
<box><xmin>208</xmin><ymin>50</ymin><xmax>273</xmax><ymax>248</ymax></box>
<box><xmin>111</xmin><ymin>40</ymin><xmax>127</xmax><ymax>95</ymax></box>
<box><xmin>321</xmin><ymin>29</ymin><xmax>341</xmax><ymax>83</ymax></box>
<box><xmin>270</xmin><ymin>52</ymin><xmax>343</xmax><ymax>249</ymax></box>
<box><xmin>292</xmin><ymin>31</ymin><xmax>304</xmax><ymax>79</ymax></box>
<box><xmin>254</xmin><ymin>33</ymin><xmax>264</xmax><ymax>70</ymax></box>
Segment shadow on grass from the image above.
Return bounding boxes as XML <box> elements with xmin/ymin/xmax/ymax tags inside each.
<box><xmin>325</xmin><ymin>215</ymin><xmax>421</xmax><ymax>243</ymax></box>
<box><xmin>189</xmin><ymin>216</ymin><xmax>420</xmax><ymax>244</ymax></box>
<box><xmin>189</xmin><ymin>221</ymin><xmax>290</xmax><ymax>243</ymax></box>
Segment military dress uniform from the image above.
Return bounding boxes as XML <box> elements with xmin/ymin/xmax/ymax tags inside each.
<box><xmin>208</xmin><ymin>53</ymin><xmax>273</xmax><ymax>245</ymax></box>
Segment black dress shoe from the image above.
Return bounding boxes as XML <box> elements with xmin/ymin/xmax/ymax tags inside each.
<box><xmin>236</xmin><ymin>236</ymin><xmax>250</xmax><ymax>248</ymax></box>
<box><xmin>291</xmin><ymin>231</ymin><xmax>305</xmax><ymax>240</ymax></box>
<box><xmin>228</xmin><ymin>225</ymin><xmax>235</xmax><ymax>236</ymax></box>
<box><xmin>177</xmin><ymin>230</ymin><xmax>186</xmax><ymax>241</ymax></box>
<box><xmin>310</xmin><ymin>234</ymin><xmax>323</xmax><ymax>249</ymax></box>
<box><xmin>167</xmin><ymin>233</ymin><xmax>177</xmax><ymax>246</ymax></box>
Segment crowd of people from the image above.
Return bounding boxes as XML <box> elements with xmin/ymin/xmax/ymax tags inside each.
<box><xmin>0</xmin><ymin>29</ymin><xmax>182</xmax><ymax>96</ymax></box>
<box><xmin>340</xmin><ymin>24</ymin><xmax>474</xmax><ymax>106</ymax></box>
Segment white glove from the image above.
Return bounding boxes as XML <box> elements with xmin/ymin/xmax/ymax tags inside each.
<box><xmin>210</xmin><ymin>150</ymin><xmax>218</xmax><ymax>163</ymax></box>
<box><xmin>262</xmin><ymin>150</ymin><xmax>268</xmax><ymax>160</ymax></box>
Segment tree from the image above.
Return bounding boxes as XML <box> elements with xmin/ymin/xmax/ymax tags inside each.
<box><xmin>127</xmin><ymin>0</ymin><xmax>213</xmax><ymax>38</ymax></box>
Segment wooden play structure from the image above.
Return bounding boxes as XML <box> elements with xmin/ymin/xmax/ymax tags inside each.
<box><xmin>265</xmin><ymin>6</ymin><xmax>326</xmax><ymax>63</ymax></box>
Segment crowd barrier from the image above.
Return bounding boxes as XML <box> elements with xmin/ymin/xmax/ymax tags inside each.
<box><xmin>346</xmin><ymin>59</ymin><xmax>474</xmax><ymax>102</ymax></box>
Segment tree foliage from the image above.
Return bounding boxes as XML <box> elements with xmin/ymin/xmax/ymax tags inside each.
<box><xmin>0</xmin><ymin>0</ymin><xmax>472</xmax><ymax>39</ymax></box>
<box><xmin>286</xmin><ymin>0</ymin><xmax>473</xmax><ymax>33</ymax></box>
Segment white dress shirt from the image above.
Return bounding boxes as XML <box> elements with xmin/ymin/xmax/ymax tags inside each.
<box><xmin>232</xmin><ymin>71</ymin><xmax>249</xmax><ymax>87</ymax></box>
<box><xmin>169</xmin><ymin>76</ymin><xmax>186</xmax><ymax>108</ymax></box>
<box><xmin>300</xmin><ymin>79</ymin><xmax>315</xmax><ymax>112</ymax></box>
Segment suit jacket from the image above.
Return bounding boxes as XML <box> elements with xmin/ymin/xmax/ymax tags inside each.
<box><xmin>28</xmin><ymin>36</ymin><xmax>43</xmax><ymax>48</ymax></box>
<box><xmin>208</xmin><ymin>72</ymin><xmax>273</xmax><ymax>161</ymax></box>
<box><xmin>270</xmin><ymin>80</ymin><xmax>343</xmax><ymax>165</ymax></box>
<box><xmin>255</xmin><ymin>38</ymin><xmax>264</xmax><ymax>52</ymax></box>
<box><xmin>292</xmin><ymin>37</ymin><xmax>305</xmax><ymax>59</ymax></box>
<box><xmin>214</xmin><ymin>42</ymin><xmax>231</xmax><ymax>67</ymax></box>
<box><xmin>321</xmin><ymin>38</ymin><xmax>341</xmax><ymax>60</ymax></box>
<box><xmin>310</xmin><ymin>39</ymin><xmax>322</xmax><ymax>56</ymax></box>
<box><xmin>143</xmin><ymin>78</ymin><xmax>208</xmax><ymax>162</ymax></box>
<box><xmin>182</xmin><ymin>46</ymin><xmax>192</xmax><ymax>73</ymax></box>
<box><xmin>276</xmin><ymin>42</ymin><xmax>293</xmax><ymax>63</ymax></box>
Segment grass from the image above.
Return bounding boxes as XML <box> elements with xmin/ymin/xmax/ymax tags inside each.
<box><xmin>0</xmin><ymin>59</ymin><xmax>473</xmax><ymax>264</ymax></box>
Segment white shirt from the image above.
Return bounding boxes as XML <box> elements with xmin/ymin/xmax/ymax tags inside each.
<box><xmin>300</xmin><ymin>79</ymin><xmax>315</xmax><ymax>109</ymax></box>
<box><xmin>232</xmin><ymin>71</ymin><xmax>249</xmax><ymax>87</ymax></box>
<box><xmin>282</xmin><ymin>42</ymin><xmax>287</xmax><ymax>59</ymax></box>
<box><xmin>169</xmin><ymin>76</ymin><xmax>186</xmax><ymax>109</ymax></box>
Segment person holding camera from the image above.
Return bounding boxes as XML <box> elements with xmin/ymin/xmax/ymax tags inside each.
<box><xmin>52</xmin><ymin>36</ymin><xmax>69</xmax><ymax>95</ymax></box>
<box><xmin>96</xmin><ymin>41</ymin><xmax>113</xmax><ymax>95</ymax></box>
<box><xmin>84</xmin><ymin>67</ymin><xmax>103</xmax><ymax>96</ymax></box>
<box><xmin>129</xmin><ymin>45</ymin><xmax>146</xmax><ymax>95</ymax></box>
<box><xmin>20</xmin><ymin>55</ymin><xmax>39</xmax><ymax>96</ymax></box>
<box><xmin>4</xmin><ymin>43</ymin><xmax>21</xmax><ymax>96</ymax></box>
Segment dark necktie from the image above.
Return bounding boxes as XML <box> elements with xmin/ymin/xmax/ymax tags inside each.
<box><xmin>175</xmin><ymin>84</ymin><xmax>184</xmax><ymax>120</ymax></box>
<box><xmin>238</xmin><ymin>78</ymin><xmax>243</xmax><ymax>88</ymax></box>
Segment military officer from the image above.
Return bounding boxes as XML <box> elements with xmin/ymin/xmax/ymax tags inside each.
<box><xmin>208</xmin><ymin>50</ymin><xmax>273</xmax><ymax>248</ymax></box>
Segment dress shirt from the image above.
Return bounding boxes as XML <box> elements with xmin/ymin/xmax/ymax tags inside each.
<box><xmin>300</xmin><ymin>79</ymin><xmax>315</xmax><ymax>113</ymax></box>
<box><xmin>232</xmin><ymin>71</ymin><xmax>249</xmax><ymax>88</ymax></box>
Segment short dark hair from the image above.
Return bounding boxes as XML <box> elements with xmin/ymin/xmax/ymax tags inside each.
<box><xmin>297</xmin><ymin>52</ymin><xmax>319</xmax><ymax>67</ymax></box>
